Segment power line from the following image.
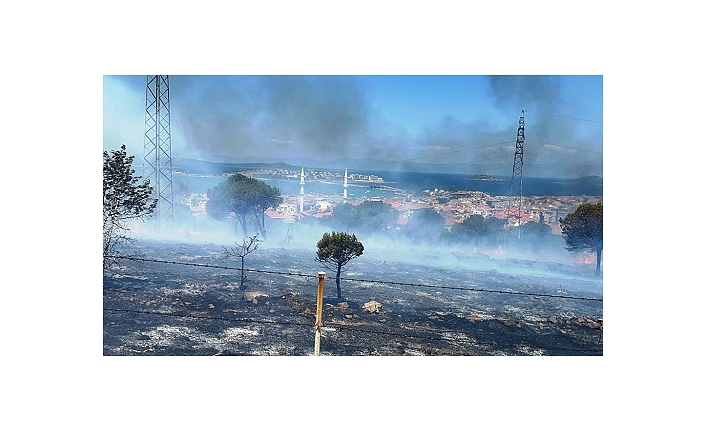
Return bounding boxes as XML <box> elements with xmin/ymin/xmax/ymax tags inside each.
<box><xmin>105</xmin><ymin>254</ymin><xmax>602</xmax><ymax>354</ymax></box>
<box><xmin>524</xmin><ymin>110</ymin><xmax>603</xmax><ymax>124</ymax></box>
<box><xmin>337</xmin><ymin>275</ymin><xmax>601</xmax><ymax>302</ymax></box>
<box><xmin>107</xmin><ymin>254</ymin><xmax>603</xmax><ymax>302</ymax></box>
<box><xmin>525</xmin><ymin>140</ymin><xmax>604</xmax><ymax>155</ymax></box>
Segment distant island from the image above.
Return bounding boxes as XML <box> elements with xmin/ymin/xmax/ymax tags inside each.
<box><xmin>467</xmin><ymin>174</ymin><xmax>504</xmax><ymax>181</ymax></box>
<box><xmin>171</xmin><ymin>158</ymin><xmax>601</xmax><ymax>187</ymax></box>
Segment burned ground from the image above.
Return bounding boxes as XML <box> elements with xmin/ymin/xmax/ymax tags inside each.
<box><xmin>103</xmin><ymin>240</ymin><xmax>603</xmax><ymax>356</ymax></box>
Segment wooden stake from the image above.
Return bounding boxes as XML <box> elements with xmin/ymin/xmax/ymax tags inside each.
<box><xmin>314</xmin><ymin>272</ymin><xmax>325</xmax><ymax>356</ymax></box>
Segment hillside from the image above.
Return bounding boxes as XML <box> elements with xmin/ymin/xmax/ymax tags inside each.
<box><xmin>103</xmin><ymin>240</ymin><xmax>603</xmax><ymax>356</ymax></box>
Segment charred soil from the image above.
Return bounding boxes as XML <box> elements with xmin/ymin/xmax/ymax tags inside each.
<box><xmin>103</xmin><ymin>240</ymin><xmax>603</xmax><ymax>356</ymax></box>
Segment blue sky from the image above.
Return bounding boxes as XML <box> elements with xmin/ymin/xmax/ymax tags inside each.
<box><xmin>104</xmin><ymin>75</ymin><xmax>602</xmax><ymax>178</ymax></box>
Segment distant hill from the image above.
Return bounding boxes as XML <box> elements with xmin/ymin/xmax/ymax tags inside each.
<box><xmin>172</xmin><ymin>158</ymin><xmax>301</xmax><ymax>174</ymax></box>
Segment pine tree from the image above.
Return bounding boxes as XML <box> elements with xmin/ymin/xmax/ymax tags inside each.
<box><xmin>560</xmin><ymin>202</ymin><xmax>603</xmax><ymax>276</ymax></box>
<box><xmin>315</xmin><ymin>232</ymin><xmax>364</xmax><ymax>301</ymax></box>
<box><xmin>103</xmin><ymin>145</ymin><xmax>157</xmax><ymax>267</ymax></box>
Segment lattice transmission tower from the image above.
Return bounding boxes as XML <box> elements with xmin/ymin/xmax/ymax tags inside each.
<box><xmin>143</xmin><ymin>75</ymin><xmax>174</xmax><ymax>224</ymax></box>
<box><xmin>508</xmin><ymin>110</ymin><xmax>525</xmax><ymax>239</ymax></box>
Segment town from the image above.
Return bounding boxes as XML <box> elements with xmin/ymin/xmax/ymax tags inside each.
<box><xmin>179</xmin><ymin>168</ymin><xmax>602</xmax><ymax>235</ymax></box>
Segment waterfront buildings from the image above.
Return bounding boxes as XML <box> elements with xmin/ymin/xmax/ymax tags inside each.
<box><xmin>182</xmin><ymin>167</ymin><xmax>601</xmax><ymax>235</ymax></box>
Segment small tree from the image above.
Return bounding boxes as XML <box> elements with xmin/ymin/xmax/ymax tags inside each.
<box><xmin>560</xmin><ymin>202</ymin><xmax>603</xmax><ymax>276</ymax></box>
<box><xmin>103</xmin><ymin>144</ymin><xmax>157</xmax><ymax>267</ymax></box>
<box><xmin>315</xmin><ymin>231</ymin><xmax>364</xmax><ymax>301</ymax></box>
<box><xmin>223</xmin><ymin>234</ymin><xmax>262</xmax><ymax>295</ymax></box>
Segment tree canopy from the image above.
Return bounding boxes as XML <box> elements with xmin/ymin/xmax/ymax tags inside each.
<box><xmin>332</xmin><ymin>200</ymin><xmax>397</xmax><ymax>233</ymax></box>
<box><xmin>402</xmin><ymin>208</ymin><xmax>446</xmax><ymax>243</ymax></box>
<box><xmin>560</xmin><ymin>202</ymin><xmax>603</xmax><ymax>276</ymax></box>
<box><xmin>506</xmin><ymin>220</ymin><xmax>559</xmax><ymax>252</ymax></box>
<box><xmin>316</xmin><ymin>231</ymin><xmax>364</xmax><ymax>301</ymax></box>
<box><xmin>206</xmin><ymin>174</ymin><xmax>282</xmax><ymax>238</ymax></box>
<box><xmin>448</xmin><ymin>214</ymin><xmax>505</xmax><ymax>249</ymax></box>
<box><xmin>103</xmin><ymin>144</ymin><xmax>157</xmax><ymax>266</ymax></box>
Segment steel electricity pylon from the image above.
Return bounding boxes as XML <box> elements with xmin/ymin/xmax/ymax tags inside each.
<box><xmin>143</xmin><ymin>75</ymin><xmax>174</xmax><ymax>224</ymax></box>
<box><xmin>508</xmin><ymin>110</ymin><xmax>525</xmax><ymax>239</ymax></box>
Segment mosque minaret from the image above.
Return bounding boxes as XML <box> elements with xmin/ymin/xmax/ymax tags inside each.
<box><xmin>343</xmin><ymin>168</ymin><xmax>348</xmax><ymax>201</ymax></box>
<box><xmin>299</xmin><ymin>166</ymin><xmax>305</xmax><ymax>212</ymax></box>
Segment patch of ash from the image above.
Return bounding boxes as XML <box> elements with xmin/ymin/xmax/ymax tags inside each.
<box><xmin>250</xmin><ymin>348</ymin><xmax>284</xmax><ymax>356</ymax></box>
<box><xmin>521</xmin><ymin>315</ymin><xmax>547</xmax><ymax>323</ymax></box>
<box><xmin>108</xmin><ymin>273</ymin><xmax>149</xmax><ymax>281</ymax></box>
<box><xmin>517</xmin><ymin>345</ymin><xmax>546</xmax><ymax>356</ymax></box>
<box><xmin>439</xmin><ymin>330</ymin><xmax>470</xmax><ymax>342</ymax></box>
<box><xmin>223</xmin><ymin>327</ymin><xmax>259</xmax><ymax>337</ymax></box>
<box><xmin>126</xmin><ymin>324</ymin><xmax>264</xmax><ymax>354</ymax></box>
<box><xmin>132</xmin><ymin>325</ymin><xmax>191</xmax><ymax>347</ymax></box>
<box><xmin>177</xmin><ymin>284</ymin><xmax>208</xmax><ymax>296</ymax></box>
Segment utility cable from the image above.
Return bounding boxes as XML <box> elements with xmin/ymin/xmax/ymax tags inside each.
<box><xmin>106</xmin><ymin>254</ymin><xmax>603</xmax><ymax>302</ymax></box>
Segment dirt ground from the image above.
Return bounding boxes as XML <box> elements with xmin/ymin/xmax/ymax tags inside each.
<box><xmin>103</xmin><ymin>240</ymin><xmax>603</xmax><ymax>356</ymax></box>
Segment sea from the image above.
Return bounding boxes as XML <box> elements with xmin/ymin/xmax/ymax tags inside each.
<box><xmin>173</xmin><ymin>168</ymin><xmax>603</xmax><ymax>199</ymax></box>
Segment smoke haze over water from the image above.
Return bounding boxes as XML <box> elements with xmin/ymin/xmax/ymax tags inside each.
<box><xmin>486</xmin><ymin>76</ymin><xmax>603</xmax><ymax>178</ymax></box>
<box><xmin>104</xmin><ymin>75</ymin><xmax>602</xmax><ymax>179</ymax></box>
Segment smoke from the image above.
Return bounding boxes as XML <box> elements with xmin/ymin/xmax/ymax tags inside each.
<box><xmin>170</xmin><ymin>75</ymin><xmax>371</xmax><ymax>162</ymax></box>
<box><xmin>414</xmin><ymin>115</ymin><xmax>514</xmax><ymax>173</ymax></box>
<box><xmin>126</xmin><ymin>217</ymin><xmax>602</xmax><ymax>300</ymax></box>
<box><xmin>393</xmin><ymin>76</ymin><xmax>601</xmax><ymax>177</ymax></box>
<box><xmin>125</xmin><ymin>206</ymin><xmax>600</xmax><ymax>292</ymax></box>
<box><xmin>362</xmin><ymin>127</ymin><xmax>415</xmax><ymax>161</ymax></box>
<box><xmin>106</xmin><ymin>75</ymin><xmax>603</xmax><ymax>296</ymax></box>
<box><xmin>488</xmin><ymin>75</ymin><xmax>563</xmax><ymax>110</ymax></box>
<box><xmin>106</xmin><ymin>75</ymin><xmax>602</xmax><ymax>178</ymax></box>
<box><xmin>171</xmin><ymin>76</ymin><xmax>263</xmax><ymax>158</ymax></box>
<box><xmin>486</xmin><ymin>76</ymin><xmax>603</xmax><ymax>178</ymax></box>
<box><xmin>259</xmin><ymin>75</ymin><xmax>371</xmax><ymax>157</ymax></box>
